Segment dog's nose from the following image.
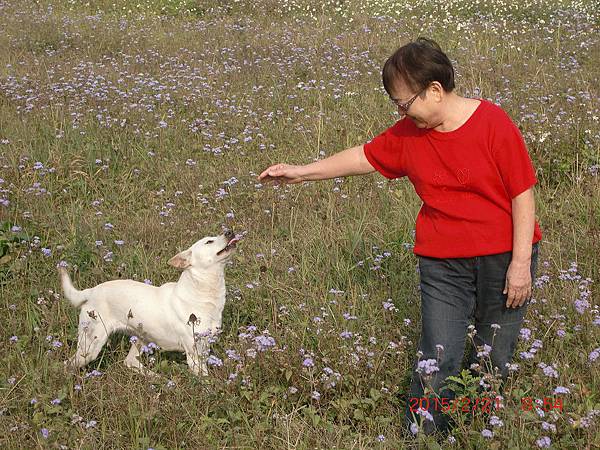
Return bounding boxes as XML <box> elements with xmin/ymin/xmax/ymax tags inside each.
<box><xmin>224</xmin><ymin>229</ymin><xmax>234</xmax><ymax>240</ymax></box>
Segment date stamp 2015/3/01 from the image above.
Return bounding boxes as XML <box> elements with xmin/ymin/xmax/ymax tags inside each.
<box><xmin>409</xmin><ymin>397</ymin><xmax>564</xmax><ymax>414</ymax></box>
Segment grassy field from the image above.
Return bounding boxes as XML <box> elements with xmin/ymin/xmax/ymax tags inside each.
<box><xmin>1</xmin><ymin>0</ymin><xmax>599</xmax><ymax>448</ymax></box>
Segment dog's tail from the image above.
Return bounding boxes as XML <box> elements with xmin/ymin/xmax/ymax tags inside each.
<box><xmin>58</xmin><ymin>267</ymin><xmax>88</xmax><ymax>308</ymax></box>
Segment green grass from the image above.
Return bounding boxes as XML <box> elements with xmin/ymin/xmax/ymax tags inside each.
<box><xmin>1</xmin><ymin>0</ymin><xmax>599</xmax><ymax>448</ymax></box>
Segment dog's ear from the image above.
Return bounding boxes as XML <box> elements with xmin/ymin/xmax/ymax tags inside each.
<box><xmin>168</xmin><ymin>249</ymin><xmax>192</xmax><ymax>269</ymax></box>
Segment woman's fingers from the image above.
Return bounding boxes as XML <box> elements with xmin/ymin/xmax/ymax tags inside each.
<box><xmin>259</xmin><ymin>164</ymin><xmax>283</xmax><ymax>180</ymax></box>
<box><xmin>258</xmin><ymin>164</ymin><xmax>305</xmax><ymax>184</ymax></box>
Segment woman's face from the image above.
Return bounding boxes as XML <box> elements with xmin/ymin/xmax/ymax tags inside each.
<box><xmin>390</xmin><ymin>81</ymin><xmax>442</xmax><ymax>129</ymax></box>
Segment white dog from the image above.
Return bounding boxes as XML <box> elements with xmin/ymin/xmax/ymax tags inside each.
<box><xmin>58</xmin><ymin>230</ymin><xmax>239</xmax><ymax>376</ymax></box>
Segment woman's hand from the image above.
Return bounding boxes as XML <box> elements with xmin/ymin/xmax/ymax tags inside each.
<box><xmin>258</xmin><ymin>163</ymin><xmax>306</xmax><ymax>184</ymax></box>
<box><xmin>504</xmin><ymin>260</ymin><xmax>532</xmax><ymax>308</ymax></box>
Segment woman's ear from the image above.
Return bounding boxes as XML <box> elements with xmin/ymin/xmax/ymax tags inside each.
<box><xmin>428</xmin><ymin>81</ymin><xmax>444</xmax><ymax>102</ymax></box>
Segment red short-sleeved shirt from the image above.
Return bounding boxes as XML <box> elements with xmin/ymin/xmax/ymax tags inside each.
<box><xmin>363</xmin><ymin>99</ymin><xmax>542</xmax><ymax>258</ymax></box>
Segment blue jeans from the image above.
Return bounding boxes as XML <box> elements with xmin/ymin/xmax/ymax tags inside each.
<box><xmin>405</xmin><ymin>243</ymin><xmax>539</xmax><ymax>435</ymax></box>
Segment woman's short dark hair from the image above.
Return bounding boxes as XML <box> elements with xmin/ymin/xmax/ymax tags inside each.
<box><xmin>382</xmin><ymin>37</ymin><xmax>455</xmax><ymax>96</ymax></box>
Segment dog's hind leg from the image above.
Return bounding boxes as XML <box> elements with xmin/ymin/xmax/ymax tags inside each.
<box><xmin>68</xmin><ymin>323</ymin><xmax>110</xmax><ymax>369</ymax></box>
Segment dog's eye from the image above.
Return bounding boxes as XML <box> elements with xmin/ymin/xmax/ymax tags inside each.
<box><xmin>206</xmin><ymin>240</ymin><xmax>214</xmax><ymax>244</ymax></box>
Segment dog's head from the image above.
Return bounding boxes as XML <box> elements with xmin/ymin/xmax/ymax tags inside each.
<box><xmin>168</xmin><ymin>230</ymin><xmax>239</xmax><ymax>270</ymax></box>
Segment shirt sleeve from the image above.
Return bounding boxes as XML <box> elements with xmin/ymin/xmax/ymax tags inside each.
<box><xmin>363</xmin><ymin>122</ymin><xmax>407</xmax><ymax>179</ymax></box>
<box><xmin>491</xmin><ymin>114</ymin><xmax>538</xmax><ymax>199</ymax></box>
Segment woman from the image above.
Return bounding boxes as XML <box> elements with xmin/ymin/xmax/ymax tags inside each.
<box><xmin>258</xmin><ymin>37</ymin><xmax>541</xmax><ymax>435</ymax></box>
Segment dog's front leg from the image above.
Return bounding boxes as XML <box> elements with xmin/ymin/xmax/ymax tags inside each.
<box><xmin>124</xmin><ymin>343</ymin><xmax>160</xmax><ymax>379</ymax></box>
<box><xmin>185</xmin><ymin>337</ymin><xmax>209</xmax><ymax>376</ymax></box>
<box><xmin>185</xmin><ymin>349</ymin><xmax>208</xmax><ymax>376</ymax></box>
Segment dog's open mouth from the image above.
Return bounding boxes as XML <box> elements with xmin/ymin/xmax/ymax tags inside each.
<box><xmin>217</xmin><ymin>235</ymin><xmax>240</xmax><ymax>255</ymax></box>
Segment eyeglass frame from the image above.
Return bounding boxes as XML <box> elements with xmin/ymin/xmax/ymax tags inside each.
<box><xmin>389</xmin><ymin>86</ymin><xmax>428</xmax><ymax>114</ymax></box>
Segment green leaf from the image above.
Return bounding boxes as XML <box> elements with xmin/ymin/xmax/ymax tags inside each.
<box><xmin>370</xmin><ymin>387</ymin><xmax>381</xmax><ymax>401</ymax></box>
<box><xmin>353</xmin><ymin>408</ymin><xmax>364</xmax><ymax>421</ymax></box>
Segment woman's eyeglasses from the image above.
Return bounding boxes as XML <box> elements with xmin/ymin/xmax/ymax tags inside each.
<box><xmin>389</xmin><ymin>87</ymin><xmax>426</xmax><ymax>114</ymax></box>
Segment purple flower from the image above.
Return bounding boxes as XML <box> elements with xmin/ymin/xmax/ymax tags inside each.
<box><xmin>416</xmin><ymin>359</ymin><xmax>439</xmax><ymax>375</ymax></box>
<box><xmin>489</xmin><ymin>416</ymin><xmax>503</xmax><ymax>427</ymax></box>
<box><xmin>578</xmin><ymin>409</ymin><xmax>600</xmax><ymax>428</ymax></box>
<box><xmin>226</xmin><ymin>349</ymin><xmax>241</xmax><ymax>361</ymax></box>
<box><xmin>536</xmin><ymin>436</ymin><xmax>551</xmax><ymax>448</ymax></box>
<box><xmin>41</xmin><ymin>428</ymin><xmax>49</xmax><ymax>439</ymax></box>
<box><xmin>382</xmin><ymin>301</ymin><xmax>396</xmax><ymax>311</ymax></box>
<box><xmin>51</xmin><ymin>398</ymin><xmax>61</xmax><ymax>405</ymax></box>
<box><xmin>477</xmin><ymin>344</ymin><xmax>492</xmax><ymax>358</ymax></box>
<box><xmin>506</xmin><ymin>362</ymin><xmax>520</xmax><ymax>372</ymax></box>
<box><xmin>207</xmin><ymin>355</ymin><xmax>222</xmax><ymax>366</ymax></box>
<box><xmin>589</xmin><ymin>348</ymin><xmax>600</xmax><ymax>362</ymax></box>
<box><xmin>254</xmin><ymin>334</ymin><xmax>276</xmax><ymax>351</ymax></box>
<box><xmin>553</xmin><ymin>386</ymin><xmax>570</xmax><ymax>394</ymax></box>
<box><xmin>538</xmin><ymin>362</ymin><xmax>559</xmax><ymax>378</ymax></box>
<box><xmin>377</xmin><ymin>435</ymin><xmax>385</xmax><ymax>442</ymax></box>
<box><xmin>41</xmin><ymin>248</ymin><xmax>51</xmax><ymax>256</ymax></box>
<box><xmin>574</xmin><ymin>299</ymin><xmax>590</xmax><ymax>314</ymax></box>
<box><xmin>481</xmin><ymin>429</ymin><xmax>493</xmax><ymax>439</ymax></box>
<box><xmin>416</xmin><ymin>407</ymin><xmax>434</xmax><ymax>422</ymax></box>
<box><xmin>519</xmin><ymin>328</ymin><xmax>532</xmax><ymax>340</ymax></box>
<box><xmin>85</xmin><ymin>369</ymin><xmax>103</xmax><ymax>378</ymax></box>
<box><xmin>520</xmin><ymin>351</ymin><xmax>535</xmax><ymax>360</ymax></box>
<box><xmin>410</xmin><ymin>422</ymin><xmax>419</xmax><ymax>435</ymax></box>
<box><xmin>302</xmin><ymin>357</ymin><xmax>314</xmax><ymax>368</ymax></box>
<box><xmin>541</xmin><ymin>421</ymin><xmax>556</xmax><ymax>432</ymax></box>
<box><xmin>9</xmin><ymin>336</ymin><xmax>18</xmax><ymax>343</ymax></box>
